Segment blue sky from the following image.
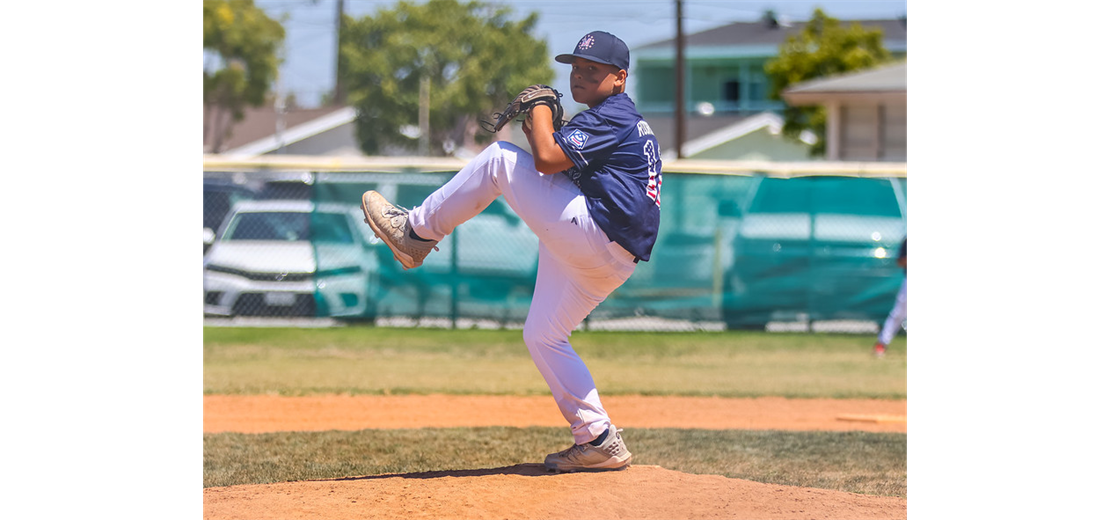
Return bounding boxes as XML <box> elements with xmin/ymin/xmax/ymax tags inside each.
<box><xmin>257</xmin><ymin>0</ymin><xmax>909</xmax><ymax>109</ymax></box>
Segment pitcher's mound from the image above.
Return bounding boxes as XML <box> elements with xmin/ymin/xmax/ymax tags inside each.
<box><xmin>203</xmin><ymin>464</ymin><xmax>906</xmax><ymax>519</ymax></box>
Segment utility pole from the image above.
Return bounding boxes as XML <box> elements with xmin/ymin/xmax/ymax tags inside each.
<box><xmin>419</xmin><ymin>75</ymin><xmax>430</xmax><ymax>156</ymax></box>
<box><xmin>334</xmin><ymin>0</ymin><xmax>346</xmax><ymax>105</ymax></box>
<box><xmin>674</xmin><ymin>0</ymin><xmax>686</xmax><ymax>159</ymax></box>
<box><xmin>275</xmin><ymin>49</ymin><xmax>287</xmax><ymax>154</ymax></box>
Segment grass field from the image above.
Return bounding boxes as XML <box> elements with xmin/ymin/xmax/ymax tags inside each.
<box><xmin>204</xmin><ymin>326</ymin><xmax>907</xmax><ymax>398</ymax></box>
<box><xmin>204</xmin><ymin>326</ymin><xmax>907</xmax><ymax>497</ymax></box>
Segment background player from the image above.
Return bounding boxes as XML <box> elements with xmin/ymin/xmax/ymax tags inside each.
<box><xmin>361</xmin><ymin>31</ymin><xmax>661</xmax><ymax>472</ymax></box>
<box><xmin>874</xmin><ymin>237</ymin><xmax>907</xmax><ymax>357</ymax></box>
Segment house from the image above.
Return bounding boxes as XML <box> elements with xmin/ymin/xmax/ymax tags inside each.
<box><xmin>203</xmin><ymin>103</ymin><xmax>363</xmax><ymax>157</ymax></box>
<box><xmin>651</xmin><ymin>111</ymin><xmax>816</xmax><ymax>162</ymax></box>
<box><xmin>781</xmin><ymin>61</ymin><xmax>907</xmax><ymax>161</ymax></box>
<box><xmin>202</xmin><ymin>102</ymin><xmax>510</xmax><ymax>159</ymax></box>
<box><xmin>631</xmin><ymin>15</ymin><xmax>906</xmax><ymax>160</ymax></box>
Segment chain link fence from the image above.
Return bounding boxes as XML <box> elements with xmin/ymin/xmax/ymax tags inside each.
<box><xmin>203</xmin><ymin>157</ymin><xmax>906</xmax><ymax>332</ymax></box>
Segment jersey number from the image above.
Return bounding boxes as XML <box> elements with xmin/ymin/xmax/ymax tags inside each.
<box><xmin>644</xmin><ymin>141</ymin><xmax>661</xmax><ymax>207</ymax></box>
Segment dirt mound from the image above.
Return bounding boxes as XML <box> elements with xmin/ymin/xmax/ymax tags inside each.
<box><xmin>203</xmin><ymin>464</ymin><xmax>905</xmax><ymax>520</ymax></box>
<box><xmin>203</xmin><ymin>395</ymin><xmax>907</xmax><ymax>519</ymax></box>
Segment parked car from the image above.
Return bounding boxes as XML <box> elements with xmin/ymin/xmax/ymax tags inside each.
<box><xmin>258</xmin><ymin>172</ymin><xmax>314</xmax><ymax>200</ymax></box>
<box><xmin>720</xmin><ymin>176</ymin><xmax>906</xmax><ymax>330</ymax></box>
<box><xmin>203</xmin><ymin>200</ymin><xmax>379</xmax><ymax>318</ymax></box>
<box><xmin>203</xmin><ymin>178</ymin><xmax>258</xmax><ymax>254</ymax></box>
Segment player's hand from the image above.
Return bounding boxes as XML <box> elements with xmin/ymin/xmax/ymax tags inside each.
<box><xmin>527</xmin><ymin>104</ymin><xmax>573</xmax><ymax>174</ymax></box>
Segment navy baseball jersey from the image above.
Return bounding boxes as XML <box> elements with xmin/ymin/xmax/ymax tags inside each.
<box><xmin>553</xmin><ymin>93</ymin><xmax>662</xmax><ymax>261</ymax></box>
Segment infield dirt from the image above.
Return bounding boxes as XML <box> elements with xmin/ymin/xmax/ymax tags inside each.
<box><xmin>204</xmin><ymin>395</ymin><xmax>907</xmax><ymax>519</ymax></box>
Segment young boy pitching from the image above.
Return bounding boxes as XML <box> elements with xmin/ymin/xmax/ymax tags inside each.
<box><xmin>362</xmin><ymin>31</ymin><xmax>661</xmax><ymax>472</ymax></box>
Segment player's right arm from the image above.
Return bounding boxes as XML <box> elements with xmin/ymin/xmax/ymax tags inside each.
<box><xmin>525</xmin><ymin>104</ymin><xmax>574</xmax><ymax>175</ymax></box>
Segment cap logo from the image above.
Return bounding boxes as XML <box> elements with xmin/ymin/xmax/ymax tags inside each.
<box><xmin>578</xmin><ymin>35</ymin><xmax>595</xmax><ymax>51</ymax></box>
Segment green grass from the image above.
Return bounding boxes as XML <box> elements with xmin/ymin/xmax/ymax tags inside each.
<box><xmin>203</xmin><ymin>326</ymin><xmax>908</xmax><ymax>497</ymax></box>
<box><xmin>203</xmin><ymin>427</ymin><xmax>906</xmax><ymax>497</ymax></box>
<box><xmin>204</xmin><ymin>326</ymin><xmax>907</xmax><ymax>398</ymax></box>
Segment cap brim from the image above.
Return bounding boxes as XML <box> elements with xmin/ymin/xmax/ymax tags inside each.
<box><xmin>554</xmin><ymin>54</ymin><xmax>623</xmax><ymax>69</ymax></box>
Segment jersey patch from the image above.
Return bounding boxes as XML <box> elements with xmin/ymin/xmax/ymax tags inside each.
<box><xmin>568</xmin><ymin>129</ymin><xmax>590</xmax><ymax>149</ymax></box>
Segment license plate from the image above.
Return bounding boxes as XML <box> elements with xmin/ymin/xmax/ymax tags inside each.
<box><xmin>264</xmin><ymin>292</ymin><xmax>296</xmax><ymax>306</ymax></box>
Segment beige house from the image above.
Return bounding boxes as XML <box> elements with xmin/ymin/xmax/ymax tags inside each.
<box><xmin>781</xmin><ymin>61</ymin><xmax>907</xmax><ymax>161</ymax></box>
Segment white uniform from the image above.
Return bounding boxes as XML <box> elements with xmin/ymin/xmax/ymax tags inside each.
<box><xmin>877</xmin><ymin>238</ymin><xmax>907</xmax><ymax>346</ymax></box>
<box><xmin>878</xmin><ymin>278</ymin><xmax>907</xmax><ymax>346</ymax></box>
<box><xmin>409</xmin><ymin>142</ymin><xmax>637</xmax><ymax>445</ymax></box>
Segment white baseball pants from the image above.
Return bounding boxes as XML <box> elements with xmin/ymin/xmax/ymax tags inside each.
<box><xmin>409</xmin><ymin>141</ymin><xmax>638</xmax><ymax>445</ymax></box>
<box><xmin>878</xmin><ymin>278</ymin><xmax>907</xmax><ymax>346</ymax></box>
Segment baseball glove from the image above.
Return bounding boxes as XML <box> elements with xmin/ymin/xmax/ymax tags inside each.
<box><xmin>482</xmin><ymin>84</ymin><xmax>566</xmax><ymax>133</ymax></box>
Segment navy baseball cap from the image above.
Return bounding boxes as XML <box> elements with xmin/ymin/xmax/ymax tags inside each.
<box><xmin>555</xmin><ymin>31</ymin><xmax>630</xmax><ymax>71</ymax></box>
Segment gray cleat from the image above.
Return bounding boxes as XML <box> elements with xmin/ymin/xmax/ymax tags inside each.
<box><xmin>361</xmin><ymin>190</ymin><xmax>439</xmax><ymax>270</ymax></box>
<box><xmin>544</xmin><ymin>428</ymin><xmax>632</xmax><ymax>473</ymax></box>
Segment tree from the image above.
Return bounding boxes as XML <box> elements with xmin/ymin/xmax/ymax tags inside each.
<box><xmin>765</xmin><ymin>9</ymin><xmax>893</xmax><ymax>157</ymax></box>
<box><xmin>339</xmin><ymin>0</ymin><xmax>552</xmax><ymax>156</ymax></box>
<box><xmin>203</xmin><ymin>0</ymin><xmax>285</xmax><ymax>152</ymax></box>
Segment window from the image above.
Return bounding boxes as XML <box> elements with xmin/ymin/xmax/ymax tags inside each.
<box><xmin>637</xmin><ymin>64</ymin><xmax>675</xmax><ymax>110</ymax></box>
<box><xmin>311</xmin><ymin>213</ymin><xmax>355</xmax><ymax>244</ymax></box>
<box><xmin>747</xmin><ymin>77</ymin><xmax>766</xmax><ymax>103</ymax></box>
<box><xmin>225</xmin><ymin>212</ymin><xmax>310</xmax><ymax>242</ymax></box>
<box><xmin>723</xmin><ymin>80</ymin><xmax>740</xmax><ymax>103</ymax></box>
